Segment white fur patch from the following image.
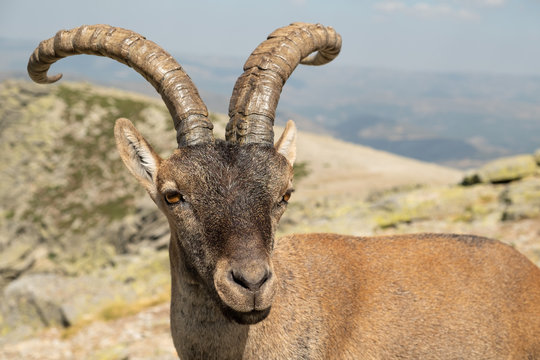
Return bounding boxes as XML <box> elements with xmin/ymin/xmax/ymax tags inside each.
<box><xmin>125</xmin><ymin>132</ymin><xmax>156</xmax><ymax>181</ymax></box>
<box><xmin>276</xmin><ymin>121</ymin><xmax>297</xmax><ymax>165</ymax></box>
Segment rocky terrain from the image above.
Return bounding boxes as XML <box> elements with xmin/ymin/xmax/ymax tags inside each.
<box><xmin>1</xmin><ymin>80</ymin><xmax>539</xmax><ymax>359</ymax></box>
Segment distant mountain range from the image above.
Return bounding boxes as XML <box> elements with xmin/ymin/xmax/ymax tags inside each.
<box><xmin>3</xmin><ymin>37</ymin><xmax>540</xmax><ymax>169</ymax></box>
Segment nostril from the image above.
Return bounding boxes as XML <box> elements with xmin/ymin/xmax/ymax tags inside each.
<box><xmin>231</xmin><ymin>267</ymin><xmax>270</xmax><ymax>292</ymax></box>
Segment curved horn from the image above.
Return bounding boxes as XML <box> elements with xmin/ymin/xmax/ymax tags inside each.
<box><xmin>226</xmin><ymin>22</ymin><xmax>341</xmax><ymax>145</ymax></box>
<box><xmin>27</xmin><ymin>24</ymin><xmax>214</xmax><ymax>147</ymax></box>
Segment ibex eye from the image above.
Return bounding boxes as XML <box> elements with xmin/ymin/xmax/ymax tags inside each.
<box><xmin>280</xmin><ymin>191</ymin><xmax>293</xmax><ymax>205</ymax></box>
<box><xmin>165</xmin><ymin>192</ymin><xmax>183</xmax><ymax>205</ymax></box>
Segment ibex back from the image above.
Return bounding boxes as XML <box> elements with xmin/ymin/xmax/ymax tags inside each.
<box><xmin>28</xmin><ymin>23</ymin><xmax>540</xmax><ymax>359</ymax></box>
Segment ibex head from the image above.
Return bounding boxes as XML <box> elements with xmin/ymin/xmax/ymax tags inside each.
<box><xmin>28</xmin><ymin>23</ymin><xmax>341</xmax><ymax>324</ymax></box>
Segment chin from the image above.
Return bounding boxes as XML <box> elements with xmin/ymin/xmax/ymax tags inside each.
<box><xmin>222</xmin><ymin>306</ymin><xmax>272</xmax><ymax>325</ymax></box>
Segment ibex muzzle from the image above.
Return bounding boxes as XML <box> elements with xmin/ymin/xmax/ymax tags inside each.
<box><xmin>28</xmin><ymin>23</ymin><xmax>540</xmax><ymax>359</ymax></box>
<box><xmin>215</xmin><ymin>256</ymin><xmax>276</xmax><ymax>322</ymax></box>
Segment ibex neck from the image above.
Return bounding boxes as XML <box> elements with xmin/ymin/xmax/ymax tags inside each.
<box><xmin>168</xmin><ymin>236</ymin><xmax>250</xmax><ymax>358</ymax></box>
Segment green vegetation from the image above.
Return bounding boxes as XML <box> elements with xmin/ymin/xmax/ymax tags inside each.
<box><xmin>57</xmin><ymin>85</ymin><xmax>148</xmax><ymax>122</ymax></box>
<box><xmin>293</xmin><ymin>161</ymin><xmax>310</xmax><ymax>182</ymax></box>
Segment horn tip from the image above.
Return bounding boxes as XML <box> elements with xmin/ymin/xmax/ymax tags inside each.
<box><xmin>30</xmin><ymin>73</ymin><xmax>63</xmax><ymax>84</ymax></box>
<box><xmin>46</xmin><ymin>73</ymin><xmax>63</xmax><ymax>84</ymax></box>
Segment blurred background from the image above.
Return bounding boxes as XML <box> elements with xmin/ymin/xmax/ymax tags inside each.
<box><xmin>3</xmin><ymin>0</ymin><xmax>540</xmax><ymax>167</ymax></box>
<box><xmin>1</xmin><ymin>1</ymin><xmax>540</xmax><ymax>358</ymax></box>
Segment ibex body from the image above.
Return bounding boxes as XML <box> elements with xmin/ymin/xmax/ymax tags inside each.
<box><xmin>28</xmin><ymin>24</ymin><xmax>540</xmax><ymax>359</ymax></box>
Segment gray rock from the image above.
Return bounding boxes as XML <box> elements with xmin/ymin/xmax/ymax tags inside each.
<box><xmin>534</xmin><ymin>148</ymin><xmax>540</xmax><ymax>165</ymax></box>
<box><xmin>501</xmin><ymin>177</ymin><xmax>540</xmax><ymax>221</ymax></box>
<box><xmin>1</xmin><ymin>273</ymin><xmax>135</xmax><ymax>331</ymax></box>
<box><xmin>478</xmin><ymin>155</ymin><xmax>537</xmax><ymax>184</ymax></box>
<box><xmin>0</xmin><ymin>243</ymin><xmax>35</xmax><ymax>282</ymax></box>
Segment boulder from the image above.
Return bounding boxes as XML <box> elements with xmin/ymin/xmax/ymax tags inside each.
<box><xmin>477</xmin><ymin>155</ymin><xmax>537</xmax><ymax>184</ymax></box>
<box><xmin>0</xmin><ymin>249</ymin><xmax>170</xmax><ymax>341</ymax></box>
<box><xmin>534</xmin><ymin>148</ymin><xmax>540</xmax><ymax>165</ymax></box>
<box><xmin>369</xmin><ymin>183</ymin><xmax>504</xmax><ymax>228</ymax></box>
<box><xmin>501</xmin><ymin>177</ymin><xmax>540</xmax><ymax>221</ymax></box>
<box><xmin>1</xmin><ymin>273</ymin><xmax>135</xmax><ymax>332</ymax></box>
<box><xmin>0</xmin><ymin>242</ymin><xmax>35</xmax><ymax>289</ymax></box>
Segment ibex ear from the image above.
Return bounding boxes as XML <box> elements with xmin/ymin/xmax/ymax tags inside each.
<box><xmin>114</xmin><ymin>118</ymin><xmax>161</xmax><ymax>199</ymax></box>
<box><xmin>275</xmin><ymin>120</ymin><xmax>297</xmax><ymax>166</ymax></box>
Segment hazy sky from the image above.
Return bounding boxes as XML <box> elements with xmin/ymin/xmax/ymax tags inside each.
<box><xmin>1</xmin><ymin>0</ymin><xmax>540</xmax><ymax>75</ymax></box>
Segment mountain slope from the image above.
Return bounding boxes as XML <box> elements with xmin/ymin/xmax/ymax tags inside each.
<box><xmin>1</xmin><ymin>79</ymin><xmax>539</xmax><ymax>359</ymax></box>
<box><xmin>0</xmin><ymin>79</ymin><xmax>461</xmax><ymax>281</ymax></box>
<box><xmin>293</xmin><ymin>130</ymin><xmax>461</xmax><ymax>202</ymax></box>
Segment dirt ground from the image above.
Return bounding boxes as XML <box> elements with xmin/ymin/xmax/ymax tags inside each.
<box><xmin>0</xmin><ymin>303</ymin><xmax>176</xmax><ymax>360</ymax></box>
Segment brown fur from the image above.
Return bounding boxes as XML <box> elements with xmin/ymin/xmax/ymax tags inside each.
<box><xmin>168</xmin><ymin>231</ymin><xmax>540</xmax><ymax>359</ymax></box>
<box><xmin>114</xmin><ymin>118</ymin><xmax>540</xmax><ymax>359</ymax></box>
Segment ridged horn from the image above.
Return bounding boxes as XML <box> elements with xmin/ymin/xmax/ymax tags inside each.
<box><xmin>27</xmin><ymin>24</ymin><xmax>214</xmax><ymax>147</ymax></box>
<box><xmin>226</xmin><ymin>22</ymin><xmax>341</xmax><ymax>145</ymax></box>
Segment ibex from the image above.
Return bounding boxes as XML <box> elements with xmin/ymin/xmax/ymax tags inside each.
<box><xmin>28</xmin><ymin>23</ymin><xmax>540</xmax><ymax>359</ymax></box>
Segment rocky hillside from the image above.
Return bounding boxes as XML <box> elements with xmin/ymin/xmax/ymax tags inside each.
<box><xmin>1</xmin><ymin>79</ymin><xmax>539</xmax><ymax>359</ymax></box>
<box><xmin>0</xmin><ymin>80</ymin><xmax>176</xmax><ymax>282</ymax></box>
<box><xmin>0</xmin><ymin>79</ymin><xmax>462</xmax><ymax>289</ymax></box>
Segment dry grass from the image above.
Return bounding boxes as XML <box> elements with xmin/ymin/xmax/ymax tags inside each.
<box><xmin>61</xmin><ymin>287</ymin><xmax>170</xmax><ymax>339</ymax></box>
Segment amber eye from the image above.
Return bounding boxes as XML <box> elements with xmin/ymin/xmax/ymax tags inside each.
<box><xmin>280</xmin><ymin>192</ymin><xmax>292</xmax><ymax>205</ymax></box>
<box><xmin>165</xmin><ymin>192</ymin><xmax>183</xmax><ymax>205</ymax></box>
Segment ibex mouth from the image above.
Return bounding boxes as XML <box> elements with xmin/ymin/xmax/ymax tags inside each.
<box><xmin>222</xmin><ymin>306</ymin><xmax>272</xmax><ymax>325</ymax></box>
